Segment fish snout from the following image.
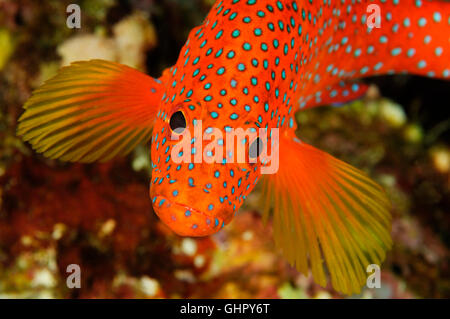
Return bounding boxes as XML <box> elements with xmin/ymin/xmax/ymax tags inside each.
<box><xmin>151</xmin><ymin>194</ymin><xmax>223</xmax><ymax>237</ymax></box>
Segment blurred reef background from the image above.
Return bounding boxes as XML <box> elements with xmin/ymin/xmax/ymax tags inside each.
<box><xmin>0</xmin><ymin>0</ymin><xmax>449</xmax><ymax>298</ymax></box>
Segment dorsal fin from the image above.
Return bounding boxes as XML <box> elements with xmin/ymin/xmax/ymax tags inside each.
<box><xmin>262</xmin><ymin>133</ymin><xmax>392</xmax><ymax>295</ymax></box>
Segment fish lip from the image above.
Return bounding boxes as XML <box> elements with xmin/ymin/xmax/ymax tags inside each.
<box><xmin>152</xmin><ymin>194</ymin><xmax>221</xmax><ymax>237</ymax></box>
<box><xmin>154</xmin><ymin>195</ymin><xmax>207</xmax><ymax>217</ymax></box>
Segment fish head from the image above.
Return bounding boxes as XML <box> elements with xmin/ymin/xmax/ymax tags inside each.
<box><xmin>148</xmin><ymin>20</ymin><xmax>281</xmax><ymax>236</ymax></box>
<box><xmin>149</xmin><ymin>96</ymin><xmax>271</xmax><ymax>237</ymax></box>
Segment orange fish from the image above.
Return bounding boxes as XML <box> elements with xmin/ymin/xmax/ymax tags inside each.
<box><xmin>18</xmin><ymin>0</ymin><xmax>450</xmax><ymax>294</ymax></box>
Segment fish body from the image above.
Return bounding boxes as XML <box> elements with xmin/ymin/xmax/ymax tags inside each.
<box><xmin>150</xmin><ymin>0</ymin><xmax>449</xmax><ymax>240</ymax></box>
<box><xmin>17</xmin><ymin>0</ymin><xmax>450</xmax><ymax>294</ymax></box>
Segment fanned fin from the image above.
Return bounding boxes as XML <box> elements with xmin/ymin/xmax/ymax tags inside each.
<box><xmin>262</xmin><ymin>133</ymin><xmax>392</xmax><ymax>295</ymax></box>
<box><xmin>17</xmin><ymin>59</ymin><xmax>165</xmax><ymax>162</ymax></box>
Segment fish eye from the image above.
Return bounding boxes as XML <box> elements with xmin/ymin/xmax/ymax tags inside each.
<box><xmin>249</xmin><ymin>137</ymin><xmax>263</xmax><ymax>159</ymax></box>
<box><xmin>169</xmin><ymin>111</ymin><xmax>186</xmax><ymax>134</ymax></box>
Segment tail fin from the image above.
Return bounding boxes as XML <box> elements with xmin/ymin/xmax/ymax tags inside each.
<box><xmin>262</xmin><ymin>133</ymin><xmax>392</xmax><ymax>295</ymax></box>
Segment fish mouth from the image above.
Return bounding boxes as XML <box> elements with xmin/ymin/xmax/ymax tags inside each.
<box><xmin>152</xmin><ymin>195</ymin><xmax>223</xmax><ymax>237</ymax></box>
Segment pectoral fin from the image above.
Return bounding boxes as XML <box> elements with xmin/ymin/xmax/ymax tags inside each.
<box><xmin>262</xmin><ymin>133</ymin><xmax>392</xmax><ymax>295</ymax></box>
<box><xmin>17</xmin><ymin>59</ymin><xmax>165</xmax><ymax>162</ymax></box>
